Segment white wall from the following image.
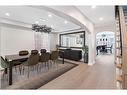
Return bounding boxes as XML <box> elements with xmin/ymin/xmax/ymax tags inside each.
<box><xmin>0</xmin><ymin>24</ymin><xmax>35</xmax><ymax>57</ymax></box>
<box><xmin>0</xmin><ymin>24</ymin><xmax>1</xmax><ymax>56</ymax></box>
<box><xmin>0</xmin><ymin>23</ymin><xmax>59</xmax><ymax>57</ymax></box>
<box><xmin>95</xmin><ymin>24</ymin><xmax>116</xmax><ymax>34</ymax></box>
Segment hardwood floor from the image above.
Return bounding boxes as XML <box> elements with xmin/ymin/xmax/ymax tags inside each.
<box><xmin>39</xmin><ymin>54</ymin><xmax>117</xmax><ymax>89</ymax></box>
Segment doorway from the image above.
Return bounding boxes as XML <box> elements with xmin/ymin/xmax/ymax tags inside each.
<box><xmin>96</xmin><ymin>31</ymin><xmax>115</xmax><ymax>55</ymax></box>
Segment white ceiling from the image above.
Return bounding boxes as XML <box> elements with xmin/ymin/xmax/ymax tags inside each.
<box><xmin>0</xmin><ymin>6</ymin><xmax>115</xmax><ymax>32</ymax></box>
<box><xmin>0</xmin><ymin>6</ymin><xmax>81</xmax><ymax>32</ymax></box>
<box><xmin>76</xmin><ymin>6</ymin><xmax>115</xmax><ymax>27</ymax></box>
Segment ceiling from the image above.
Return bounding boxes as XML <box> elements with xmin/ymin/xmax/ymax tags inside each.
<box><xmin>0</xmin><ymin>6</ymin><xmax>80</xmax><ymax>32</ymax></box>
<box><xmin>76</xmin><ymin>6</ymin><xmax>115</xmax><ymax>27</ymax></box>
<box><xmin>0</xmin><ymin>6</ymin><xmax>115</xmax><ymax>32</ymax></box>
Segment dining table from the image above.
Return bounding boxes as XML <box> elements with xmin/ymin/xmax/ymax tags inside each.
<box><xmin>5</xmin><ymin>51</ymin><xmax>65</xmax><ymax>85</ymax></box>
<box><xmin>5</xmin><ymin>54</ymin><xmax>30</xmax><ymax>85</ymax></box>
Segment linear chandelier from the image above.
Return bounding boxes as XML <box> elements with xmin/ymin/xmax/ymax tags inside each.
<box><xmin>32</xmin><ymin>24</ymin><xmax>52</xmax><ymax>33</ymax></box>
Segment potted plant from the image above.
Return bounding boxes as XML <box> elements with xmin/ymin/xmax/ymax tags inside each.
<box><xmin>82</xmin><ymin>45</ymin><xmax>88</xmax><ymax>63</ymax></box>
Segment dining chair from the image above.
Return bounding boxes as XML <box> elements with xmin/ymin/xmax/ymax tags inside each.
<box><xmin>50</xmin><ymin>51</ymin><xmax>59</xmax><ymax>69</ymax></box>
<box><xmin>19</xmin><ymin>50</ymin><xmax>29</xmax><ymax>62</ymax></box>
<box><xmin>40</xmin><ymin>49</ymin><xmax>47</xmax><ymax>53</ymax></box>
<box><xmin>14</xmin><ymin>50</ymin><xmax>29</xmax><ymax>74</ymax></box>
<box><xmin>40</xmin><ymin>52</ymin><xmax>50</xmax><ymax>70</ymax></box>
<box><xmin>21</xmin><ymin>50</ymin><xmax>39</xmax><ymax>78</ymax></box>
<box><xmin>0</xmin><ymin>56</ymin><xmax>9</xmax><ymax>80</ymax></box>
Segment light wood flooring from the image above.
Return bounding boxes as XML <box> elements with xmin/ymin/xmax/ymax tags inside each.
<box><xmin>39</xmin><ymin>54</ymin><xmax>117</xmax><ymax>89</ymax></box>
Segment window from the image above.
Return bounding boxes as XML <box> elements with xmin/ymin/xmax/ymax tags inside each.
<box><xmin>35</xmin><ymin>32</ymin><xmax>50</xmax><ymax>51</ymax></box>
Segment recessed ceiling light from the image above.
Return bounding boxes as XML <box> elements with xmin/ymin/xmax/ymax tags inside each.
<box><xmin>48</xmin><ymin>14</ymin><xmax>52</xmax><ymax>18</ymax></box>
<box><xmin>42</xmin><ymin>19</ymin><xmax>46</xmax><ymax>21</ymax></box>
<box><xmin>5</xmin><ymin>12</ymin><xmax>10</xmax><ymax>16</ymax></box>
<box><xmin>99</xmin><ymin>17</ymin><xmax>103</xmax><ymax>21</ymax></box>
<box><xmin>64</xmin><ymin>20</ymin><xmax>68</xmax><ymax>24</ymax></box>
<box><xmin>40</xmin><ymin>19</ymin><xmax>46</xmax><ymax>21</ymax></box>
<box><xmin>91</xmin><ymin>5</ymin><xmax>96</xmax><ymax>9</ymax></box>
<box><xmin>35</xmin><ymin>21</ymin><xmax>39</xmax><ymax>24</ymax></box>
<box><xmin>51</xmin><ymin>25</ymin><xmax>54</xmax><ymax>28</ymax></box>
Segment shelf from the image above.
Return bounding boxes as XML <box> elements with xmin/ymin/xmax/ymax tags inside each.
<box><xmin>116</xmin><ymin>64</ymin><xmax>122</xmax><ymax>69</ymax></box>
<box><xmin>116</xmin><ymin>75</ymin><xmax>123</xmax><ymax>83</ymax></box>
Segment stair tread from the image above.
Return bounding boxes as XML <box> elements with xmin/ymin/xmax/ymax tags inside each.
<box><xmin>116</xmin><ymin>47</ymin><xmax>121</xmax><ymax>49</ymax></box>
<box><xmin>116</xmin><ymin>75</ymin><xmax>123</xmax><ymax>82</ymax></box>
<box><xmin>116</xmin><ymin>64</ymin><xmax>122</xmax><ymax>69</ymax></box>
<box><xmin>116</xmin><ymin>55</ymin><xmax>122</xmax><ymax>58</ymax></box>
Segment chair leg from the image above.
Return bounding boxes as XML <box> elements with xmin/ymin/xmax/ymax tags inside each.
<box><xmin>2</xmin><ymin>71</ymin><xmax>5</xmax><ymax>80</ymax></box>
<box><xmin>47</xmin><ymin>62</ymin><xmax>49</xmax><ymax>70</ymax></box>
<box><xmin>15</xmin><ymin>66</ymin><xmax>17</xmax><ymax>73</ymax></box>
<box><xmin>27</xmin><ymin>67</ymin><xmax>30</xmax><ymax>78</ymax></box>
<box><xmin>54</xmin><ymin>60</ymin><xmax>56</xmax><ymax>68</ymax></box>
<box><xmin>39</xmin><ymin>64</ymin><xmax>41</xmax><ymax>72</ymax></box>
<box><xmin>36</xmin><ymin>64</ymin><xmax>38</xmax><ymax>73</ymax></box>
<box><xmin>2</xmin><ymin>70</ymin><xmax>8</xmax><ymax>81</ymax></box>
<box><xmin>56</xmin><ymin>60</ymin><xmax>58</xmax><ymax>70</ymax></box>
<box><xmin>22</xmin><ymin>66</ymin><xmax>25</xmax><ymax>75</ymax></box>
<box><xmin>44</xmin><ymin>62</ymin><xmax>46</xmax><ymax>68</ymax></box>
<box><xmin>19</xmin><ymin>65</ymin><xmax>22</xmax><ymax>75</ymax></box>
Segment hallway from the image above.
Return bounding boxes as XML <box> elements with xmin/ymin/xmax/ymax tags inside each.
<box><xmin>40</xmin><ymin>54</ymin><xmax>117</xmax><ymax>89</ymax></box>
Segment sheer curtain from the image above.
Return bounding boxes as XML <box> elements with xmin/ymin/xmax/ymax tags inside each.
<box><xmin>34</xmin><ymin>32</ymin><xmax>50</xmax><ymax>52</ymax></box>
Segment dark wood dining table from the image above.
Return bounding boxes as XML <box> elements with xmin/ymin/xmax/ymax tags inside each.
<box><xmin>5</xmin><ymin>51</ymin><xmax>64</xmax><ymax>85</ymax></box>
<box><xmin>5</xmin><ymin>54</ymin><xmax>30</xmax><ymax>85</ymax></box>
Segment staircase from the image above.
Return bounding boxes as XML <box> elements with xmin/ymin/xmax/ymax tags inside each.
<box><xmin>115</xmin><ymin>6</ymin><xmax>123</xmax><ymax>89</ymax></box>
<box><xmin>115</xmin><ymin>6</ymin><xmax>127</xmax><ymax>89</ymax></box>
<box><xmin>123</xmin><ymin>6</ymin><xmax>127</xmax><ymax>26</ymax></box>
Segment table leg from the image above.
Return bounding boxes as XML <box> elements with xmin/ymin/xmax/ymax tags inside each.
<box><xmin>4</xmin><ymin>68</ymin><xmax>7</xmax><ymax>74</ymax></box>
<box><xmin>5</xmin><ymin>59</ymin><xmax>8</xmax><ymax>74</ymax></box>
<box><xmin>62</xmin><ymin>52</ymin><xmax>64</xmax><ymax>64</ymax></box>
<box><xmin>9</xmin><ymin>61</ymin><xmax>13</xmax><ymax>85</ymax></box>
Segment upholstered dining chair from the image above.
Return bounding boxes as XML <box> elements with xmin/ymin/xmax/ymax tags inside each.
<box><xmin>0</xmin><ymin>56</ymin><xmax>9</xmax><ymax>80</ymax></box>
<box><xmin>40</xmin><ymin>49</ymin><xmax>47</xmax><ymax>54</ymax></box>
<box><xmin>50</xmin><ymin>51</ymin><xmax>59</xmax><ymax>69</ymax></box>
<box><xmin>14</xmin><ymin>50</ymin><xmax>29</xmax><ymax>74</ymax></box>
<box><xmin>19</xmin><ymin>50</ymin><xmax>29</xmax><ymax>62</ymax></box>
<box><xmin>40</xmin><ymin>52</ymin><xmax>50</xmax><ymax>70</ymax></box>
<box><xmin>21</xmin><ymin>50</ymin><xmax>39</xmax><ymax>78</ymax></box>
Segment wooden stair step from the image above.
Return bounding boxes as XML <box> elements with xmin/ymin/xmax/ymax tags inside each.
<box><xmin>116</xmin><ymin>35</ymin><xmax>120</xmax><ymax>36</ymax></box>
<box><xmin>116</xmin><ymin>64</ymin><xmax>122</xmax><ymax>69</ymax></box>
<box><xmin>116</xmin><ymin>47</ymin><xmax>121</xmax><ymax>49</ymax></box>
<box><xmin>117</xmin><ymin>55</ymin><xmax>122</xmax><ymax>58</ymax></box>
<box><xmin>116</xmin><ymin>40</ymin><xmax>120</xmax><ymax>42</ymax></box>
<box><xmin>116</xmin><ymin>75</ymin><xmax>123</xmax><ymax>82</ymax></box>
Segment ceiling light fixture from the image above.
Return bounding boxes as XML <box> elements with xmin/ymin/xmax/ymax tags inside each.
<box><xmin>91</xmin><ymin>5</ymin><xmax>96</xmax><ymax>9</ymax></box>
<box><xmin>64</xmin><ymin>20</ymin><xmax>68</xmax><ymax>24</ymax></box>
<box><xmin>51</xmin><ymin>25</ymin><xmax>54</xmax><ymax>28</ymax></box>
<box><xmin>99</xmin><ymin>17</ymin><xmax>103</xmax><ymax>21</ymax></box>
<box><xmin>5</xmin><ymin>12</ymin><xmax>10</xmax><ymax>16</ymax></box>
<box><xmin>35</xmin><ymin>21</ymin><xmax>39</xmax><ymax>24</ymax></box>
<box><xmin>40</xmin><ymin>19</ymin><xmax>46</xmax><ymax>21</ymax></box>
<box><xmin>32</xmin><ymin>24</ymin><xmax>52</xmax><ymax>33</ymax></box>
<box><xmin>42</xmin><ymin>19</ymin><xmax>46</xmax><ymax>21</ymax></box>
<box><xmin>48</xmin><ymin>14</ymin><xmax>52</xmax><ymax>18</ymax></box>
